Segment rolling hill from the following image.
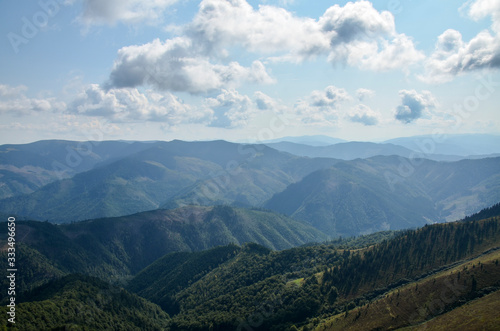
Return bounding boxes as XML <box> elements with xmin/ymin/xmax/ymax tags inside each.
<box><xmin>264</xmin><ymin>156</ymin><xmax>500</xmax><ymax>237</ymax></box>
<box><xmin>265</xmin><ymin>141</ymin><xmax>416</xmax><ymax>160</ymax></box>
<box><xmin>0</xmin><ymin>140</ymin><xmax>156</xmax><ymax>199</ymax></box>
<box><xmin>0</xmin><ymin>205</ymin><xmax>327</xmax><ymax>293</ymax></box>
<box><xmin>385</xmin><ymin>133</ymin><xmax>500</xmax><ymax>156</ymax></box>
<box><xmin>0</xmin><ymin>140</ymin><xmax>339</xmax><ymax>222</ymax></box>
<box><xmin>262</xmin><ymin>135</ymin><xmax>346</xmax><ymax>146</ymax></box>
<box><xmin>0</xmin><ymin>274</ymin><xmax>171</xmax><ymax>330</ymax></box>
<box><xmin>265</xmin><ymin>140</ymin><xmax>497</xmax><ymax>161</ymax></box>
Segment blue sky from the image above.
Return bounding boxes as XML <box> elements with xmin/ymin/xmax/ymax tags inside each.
<box><xmin>0</xmin><ymin>0</ymin><xmax>499</xmax><ymax>144</ymax></box>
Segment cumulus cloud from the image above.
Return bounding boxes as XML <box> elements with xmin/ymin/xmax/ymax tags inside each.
<box><xmin>186</xmin><ymin>0</ymin><xmax>328</xmax><ymax>60</ymax></box>
<box><xmin>351</xmin><ymin>34</ymin><xmax>425</xmax><ymax>71</ymax></box>
<box><xmin>203</xmin><ymin>89</ymin><xmax>255</xmax><ymax>128</ymax></box>
<box><xmin>68</xmin><ymin>84</ymin><xmax>211</xmax><ymax>124</ymax></box>
<box><xmin>356</xmin><ymin>88</ymin><xmax>375</xmax><ymax>101</ymax></box>
<box><xmin>254</xmin><ymin>91</ymin><xmax>280</xmax><ymax>111</ymax></box>
<box><xmin>468</xmin><ymin>0</ymin><xmax>500</xmax><ymax>32</ymax></box>
<box><xmin>78</xmin><ymin>0</ymin><xmax>179</xmax><ymax>26</ymax></box>
<box><xmin>0</xmin><ymin>84</ymin><xmax>66</xmax><ymax>114</ymax></box>
<box><xmin>294</xmin><ymin>86</ymin><xmax>351</xmax><ymax>125</ymax></box>
<box><xmin>348</xmin><ymin>104</ymin><xmax>380</xmax><ymax>125</ymax></box>
<box><xmin>319</xmin><ymin>0</ymin><xmax>395</xmax><ymax>45</ymax></box>
<box><xmin>394</xmin><ymin>90</ymin><xmax>436</xmax><ymax>123</ymax></box>
<box><xmin>320</xmin><ymin>1</ymin><xmax>423</xmax><ymax>69</ymax></box>
<box><xmin>310</xmin><ymin>85</ymin><xmax>351</xmax><ymax>107</ymax></box>
<box><xmin>186</xmin><ymin>0</ymin><xmax>422</xmax><ymax>69</ymax></box>
<box><xmin>423</xmin><ymin>28</ymin><xmax>500</xmax><ymax>83</ymax></box>
<box><xmin>107</xmin><ymin>0</ymin><xmax>423</xmax><ymax>92</ymax></box>
<box><xmin>423</xmin><ymin>0</ymin><xmax>500</xmax><ymax>83</ymax></box>
<box><xmin>107</xmin><ymin>38</ymin><xmax>275</xmax><ymax>94</ymax></box>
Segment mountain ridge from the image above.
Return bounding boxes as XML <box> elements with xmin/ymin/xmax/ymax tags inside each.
<box><xmin>0</xmin><ymin>140</ymin><xmax>341</xmax><ymax>222</ymax></box>
<box><xmin>264</xmin><ymin>156</ymin><xmax>500</xmax><ymax>237</ymax></box>
<box><xmin>0</xmin><ymin>205</ymin><xmax>328</xmax><ymax>290</ymax></box>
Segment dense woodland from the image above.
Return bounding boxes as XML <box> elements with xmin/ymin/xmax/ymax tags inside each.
<box><xmin>1</xmin><ymin>203</ymin><xmax>499</xmax><ymax>330</ymax></box>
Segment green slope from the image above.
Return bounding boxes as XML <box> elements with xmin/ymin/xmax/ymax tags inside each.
<box><xmin>127</xmin><ymin>244</ymin><xmax>241</xmax><ymax>315</ymax></box>
<box><xmin>128</xmin><ymin>210</ymin><xmax>500</xmax><ymax>330</ymax></box>
<box><xmin>2</xmin><ymin>205</ymin><xmax>499</xmax><ymax>330</ymax></box>
<box><xmin>0</xmin><ymin>274</ymin><xmax>170</xmax><ymax>330</ymax></box>
<box><xmin>0</xmin><ymin>205</ymin><xmax>327</xmax><ymax>299</ymax></box>
<box><xmin>264</xmin><ymin>156</ymin><xmax>500</xmax><ymax>237</ymax></box>
<box><xmin>402</xmin><ymin>290</ymin><xmax>500</xmax><ymax>331</ymax></box>
<box><xmin>312</xmin><ymin>248</ymin><xmax>500</xmax><ymax>331</ymax></box>
<box><xmin>0</xmin><ymin>153</ymin><xmax>220</xmax><ymax>222</ymax></box>
<box><xmin>0</xmin><ymin>140</ymin><xmax>339</xmax><ymax>222</ymax></box>
<box><xmin>0</xmin><ymin>140</ymin><xmax>155</xmax><ymax>199</ymax></box>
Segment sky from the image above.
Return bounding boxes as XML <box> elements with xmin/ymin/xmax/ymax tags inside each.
<box><xmin>0</xmin><ymin>0</ymin><xmax>499</xmax><ymax>144</ymax></box>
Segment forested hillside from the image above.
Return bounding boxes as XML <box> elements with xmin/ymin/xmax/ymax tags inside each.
<box><xmin>0</xmin><ymin>140</ymin><xmax>339</xmax><ymax>222</ymax></box>
<box><xmin>1</xmin><ymin>140</ymin><xmax>499</xmax><ymax>240</ymax></box>
<box><xmin>0</xmin><ymin>140</ymin><xmax>155</xmax><ymax>200</ymax></box>
<box><xmin>0</xmin><ymin>205</ymin><xmax>327</xmax><ymax>299</ymax></box>
<box><xmin>1</xmin><ymin>204</ymin><xmax>499</xmax><ymax>330</ymax></box>
<box><xmin>264</xmin><ymin>156</ymin><xmax>500</xmax><ymax>236</ymax></box>
<box><xmin>156</xmin><ymin>215</ymin><xmax>500</xmax><ymax>330</ymax></box>
<box><xmin>0</xmin><ymin>275</ymin><xmax>170</xmax><ymax>330</ymax></box>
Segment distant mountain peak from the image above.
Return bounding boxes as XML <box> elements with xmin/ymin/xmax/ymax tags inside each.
<box><xmin>261</xmin><ymin>135</ymin><xmax>346</xmax><ymax>146</ymax></box>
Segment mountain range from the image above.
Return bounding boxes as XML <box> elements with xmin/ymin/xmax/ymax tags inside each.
<box><xmin>1</xmin><ymin>135</ymin><xmax>499</xmax><ymax>330</ymax></box>
<box><xmin>0</xmin><ymin>140</ymin><xmax>157</xmax><ymax>200</ymax></box>
<box><xmin>1</xmin><ymin>138</ymin><xmax>499</xmax><ymax>238</ymax></box>
<box><xmin>264</xmin><ymin>155</ymin><xmax>500</xmax><ymax>236</ymax></box>
<box><xmin>260</xmin><ymin>133</ymin><xmax>500</xmax><ymax>156</ymax></box>
<box><xmin>385</xmin><ymin>133</ymin><xmax>500</xmax><ymax>156</ymax></box>
<box><xmin>265</xmin><ymin>134</ymin><xmax>500</xmax><ymax>161</ymax></box>
<box><xmin>0</xmin><ymin>140</ymin><xmax>339</xmax><ymax>222</ymax></box>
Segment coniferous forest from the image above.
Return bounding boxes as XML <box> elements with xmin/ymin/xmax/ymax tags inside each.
<box><xmin>1</xmin><ymin>203</ymin><xmax>499</xmax><ymax>330</ymax></box>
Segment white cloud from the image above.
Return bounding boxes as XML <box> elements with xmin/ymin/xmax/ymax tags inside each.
<box><xmin>310</xmin><ymin>85</ymin><xmax>351</xmax><ymax>107</ymax></box>
<box><xmin>423</xmin><ymin>28</ymin><xmax>500</xmax><ymax>83</ymax></box>
<box><xmin>78</xmin><ymin>0</ymin><xmax>179</xmax><ymax>26</ymax></box>
<box><xmin>186</xmin><ymin>0</ymin><xmax>328</xmax><ymax>60</ymax></box>
<box><xmin>356</xmin><ymin>88</ymin><xmax>375</xmax><ymax>101</ymax></box>
<box><xmin>68</xmin><ymin>84</ymin><xmax>211</xmax><ymax>124</ymax></box>
<box><xmin>0</xmin><ymin>85</ymin><xmax>27</xmax><ymax>98</ymax></box>
<box><xmin>320</xmin><ymin>1</ymin><xmax>423</xmax><ymax>70</ymax></box>
<box><xmin>423</xmin><ymin>0</ymin><xmax>500</xmax><ymax>83</ymax></box>
<box><xmin>348</xmin><ymin>104</ymin><xmax>380</xmax><ymax>125</ymax></box>
<box><xmin>0</xmin><ymin>84</ymin><xmax>66</xmax><ymax>114</ymax></box>
<box><xmin>351</xmin><ymin>34</ymin><xmax>425</xmax><ymax>71</ymax></box>
<box><xmin>253</xmin><ymin>91</ymin><xmax>285</xmax><ymax>111</ymax></box>
<box><xmin>468</xmin><ymin>0</ymin><xmax>500</xmax><ymax>32</ymax></box>
<box><xmin>294</xmin><ymin>85</ymin><xmax>351</xmax><ymax>125</ymax></box>
<box><xmin>195</xmin><ymin>0</ymin><xmax>422</xmax><ymax>70</ymax></box>
<box><xmin>106</xmin><ymin>0</ymin><xmax>423</xmax><ymax>93</ymax></box>
<box><xmin>319</xmin><ymin>0</ymin><xmax>395</xmax><ymax>44</ymax></box>
<box><xmin>107</xmin><ymin>38</ymin><xmax>275</xmax><ymax>94</ymax></box>
<box><xmin>203</xmin><ymin>89</ymin><xmax>255</xmax><ymax>128</ymax></box>
<box><xmin>394</xmin><ymin>90</ymin><xmax>437</xmax><ymax>124</ymax></box>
